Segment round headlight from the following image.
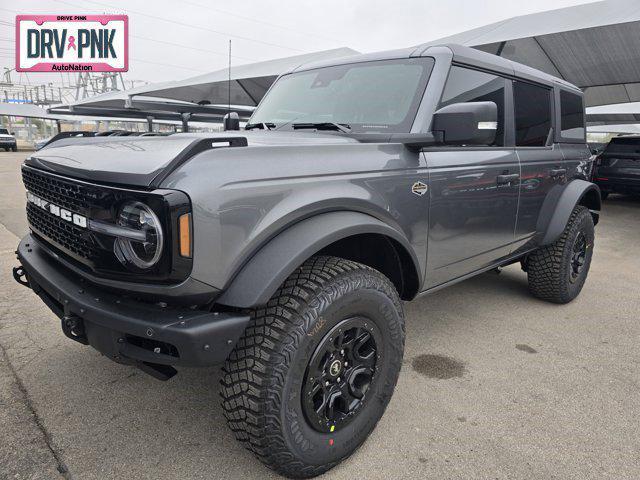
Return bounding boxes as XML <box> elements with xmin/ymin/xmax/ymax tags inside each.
<box><xmin>114</xmin><ymin>201</ymin><xmax>164</xmax><ymax>270</ymax></box>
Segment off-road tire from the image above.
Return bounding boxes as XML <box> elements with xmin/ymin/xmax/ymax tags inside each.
<box><xmin>220</xmin><ymin>256</ymin><xmax>405</xmax><ymax>478</ymax></box>
<box><xmin>526</xmin><ymin>205</ymin><xmax>594</xmax><ymax>303</ymax></box>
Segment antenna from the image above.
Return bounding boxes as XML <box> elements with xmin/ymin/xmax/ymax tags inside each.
<box><xmin>228</xmin><ymin>39</ymin><xmax>231</xmax><ymax>115</ymax></box>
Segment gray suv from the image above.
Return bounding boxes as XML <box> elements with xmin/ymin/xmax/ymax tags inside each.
<box><xmin>13</xmin><ymin>44</ymin><xmax>600</xmax><ymax>478</ymax></box>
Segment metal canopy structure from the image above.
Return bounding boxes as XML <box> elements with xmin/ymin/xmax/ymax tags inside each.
<box><xmin>48</xmin><ymin>98</ymin><xmax>255</xmax><ymax>123</ymax></box>
<box><xmin>48</xmin><ymin>47</ymin><xmax>359</xmax><ymax>128</ymax></box>
<box><xmin>131</xmin><ymin>47</ymin><xmax>360</xmax><ymax>106</ymax></box>
<box><xmin>586</xmin><ymin>102</ymin><xmax>640</xmax><ymax>125</ymax></box>
<box><xmin>424</xmin><ymin>0</ymin><xmax>640</xmax><ymax>107</ymax></box>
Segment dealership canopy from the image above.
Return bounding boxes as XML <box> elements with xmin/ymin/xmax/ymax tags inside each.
<box><xmin>133</xmin><ymin>47</ymin><xmax>360</xmax><ymax>106</ymax></box>
<box><xmin>423</xmin><ymin>0</ymin><xmax>640</xmax><ymax>107</ymax></box>
<box><xmin>49</xmin><ymin>47</ymin><xmax>359</xmax><ymax>124</ymax></box>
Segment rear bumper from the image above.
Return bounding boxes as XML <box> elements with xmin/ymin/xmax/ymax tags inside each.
<box><xmin>15</xmin><ymin>234</ymin><xmax>249</xmax><ymax>371</ymax></box>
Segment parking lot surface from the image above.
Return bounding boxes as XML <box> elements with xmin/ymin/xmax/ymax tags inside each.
<box><xmin>1</xmin><ymin>151</ymin><xmax>639</xmax><ymax>479</ymax></box>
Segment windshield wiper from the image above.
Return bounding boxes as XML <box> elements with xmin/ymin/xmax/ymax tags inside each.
<box><xmin>292</xmin><ymin>122</ymin><xmax>351</xmax><ymax>133</ymax></box>
<box><xmin>245</xmin><ymin>122</ymin><xmax>275</xmax><ymax>130</ymax></box>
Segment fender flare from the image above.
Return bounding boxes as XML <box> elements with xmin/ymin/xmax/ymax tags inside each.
<box><xmin>216</xmin><ymin>211</ymin><xmax>421</xmax><ymax>308</ymax></box>
<box><xmin>539</xmin><ymin>179</ymin><xmax>601</xmax><ymax>246</ymax></box>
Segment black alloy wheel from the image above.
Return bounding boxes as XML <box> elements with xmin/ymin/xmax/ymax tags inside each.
<box><xmin>302</xmin><ymin>317</ymin><xmax>382</xmax><ymax>433</ymax></box>
<box><xmin>570</xmin><ymin>231</ymin><xmax>587</xmax><ymax>283</ymax></box>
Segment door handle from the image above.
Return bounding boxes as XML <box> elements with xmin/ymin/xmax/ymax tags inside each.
<box><xmin>496</xmin><ymin>173</ymin><xmax>519</xmax><ymax>185</ymax></box>
<box><xmin>550</xmin><ymin>168</ymin><xmax>567</xmax><ymax>178</ymax></box>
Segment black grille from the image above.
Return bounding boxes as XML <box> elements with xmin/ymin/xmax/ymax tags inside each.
<box><xmin>26</xmin><ymin>203</ymin><xmax>98</xmax><ymax>261</ymax></box>
<box><xmin>22</xmin><ymin>167</ymin><xmax>99</xmax><ymax>213</ymax></box>
<box><xmin>22</xmin><ymin>167</ymin><xmax>102</xmax><ymax>265</ymax></box>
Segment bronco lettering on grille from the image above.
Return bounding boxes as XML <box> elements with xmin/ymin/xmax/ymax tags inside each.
<box><xmin>26</xmin><ymin>191</ymin><xmax>87</xmax><ymax>228</ymax></box>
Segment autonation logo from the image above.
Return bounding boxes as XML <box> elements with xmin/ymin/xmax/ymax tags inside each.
<box><xmin>16</xmin><ymin>15</ymin><xmax>128</xmax><ymax>72</ymax></box>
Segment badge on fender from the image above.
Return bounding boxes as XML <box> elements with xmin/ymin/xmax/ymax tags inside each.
<box><xmin>411</xmin><ymin>181</ymin><xmax>428</xmax><ymax>196</ymax></box>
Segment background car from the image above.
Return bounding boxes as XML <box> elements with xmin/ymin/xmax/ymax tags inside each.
<box><xmin>0</xmin><ymin>128</ymin><xmax>17</xmax><ymax>151</ymax></box>
<box><xmin>593</xmin><ymin>136</ymin><xmax>640</xmax><ymax>199</ymax></box>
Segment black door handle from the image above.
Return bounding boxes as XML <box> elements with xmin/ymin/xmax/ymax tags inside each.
<box><xmin>550</xmin><ymin>168</ymin><xmax>567</xmax><ymax>177</ymax></box>
<box><xmin>496</xmin><ymin>173</ymin><xmax>519</xmax><ymax>185</ymax></box>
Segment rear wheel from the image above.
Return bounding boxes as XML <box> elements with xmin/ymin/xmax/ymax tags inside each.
<box><xmin>525</xmin><ymin>206</ymin><xmax>594</xmax><ymax>303</ymax></box>
<box><xmin>220</xmin><ymin>256</ymin><xmax>405</xmax><ymax>478</ymax></box>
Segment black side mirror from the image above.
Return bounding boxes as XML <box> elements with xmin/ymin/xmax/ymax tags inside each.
<box><xmin>432</xmin><ymin>101</ymin><xmax>497</xmax><ymax>146</ymax></box>
<box><xmin>223</xmin><ymin>112</ymin><xmax>240</xmax><ymax>131</ymax></box>
<box><xmin>10</xmin><ymin>132</ymin><xmax>15</xmax><ymax>136</ymax></box>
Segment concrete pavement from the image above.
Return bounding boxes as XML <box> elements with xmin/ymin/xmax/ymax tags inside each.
<box><xmin>1</xmin><ymin>151</ymin><xmax>639</xmax><ymax>479</ymax></box>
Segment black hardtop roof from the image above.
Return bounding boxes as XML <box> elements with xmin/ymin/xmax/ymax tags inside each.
<box><xmin>290</xmin><ymin>43</ymin><xmax>581</xmax><ymax>93</ymax></box>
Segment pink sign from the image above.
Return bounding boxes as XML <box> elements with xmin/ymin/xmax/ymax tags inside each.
<box><xmin>16</xmin><ymin>15</ymin><xmax>128</xmax><ymax>72</ymax></box>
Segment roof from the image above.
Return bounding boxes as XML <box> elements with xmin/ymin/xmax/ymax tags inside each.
<box><xmin>291</xmin><ymin>43</ymin><xmax>578</xmax><ymax>90</ymax></box>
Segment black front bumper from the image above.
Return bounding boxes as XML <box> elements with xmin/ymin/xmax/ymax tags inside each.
<box><xmin>15</xmin><ymin>234</ymin><xmax>249</xmax><ymax>375</ymax></box>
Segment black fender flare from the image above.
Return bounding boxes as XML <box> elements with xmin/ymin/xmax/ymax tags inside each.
<box><xmin>216</xmin><ymin>211</ymin><xmax>421</xmax><ymax>308</ymax></box>
<box><xmin>539</xmin><ymin>179</ymin><xmax>601</xmax><ymax>246</ymax></box>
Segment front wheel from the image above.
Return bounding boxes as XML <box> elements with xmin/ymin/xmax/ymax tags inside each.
<box><xmin>525</xmin><ymin>205</ymin><xmax>595</xmax><ymax>303</ymax></box>
<box><xmin>220</xmin><ymin>256</ymin><xmax>405</xmax><ymax>478</ymax></box>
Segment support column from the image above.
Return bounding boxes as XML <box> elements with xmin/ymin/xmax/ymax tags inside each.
<box><xmin>181</xmin><ymin>113</ymin><xmax>191</xmax><ymax>133</ymax></box>
<box><xmin>146</xmin><ymin>116</ymin><xmax>154</xmax><ymax>133</ymax></box>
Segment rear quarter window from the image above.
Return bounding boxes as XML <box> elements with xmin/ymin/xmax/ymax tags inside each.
<box><xmin>560</xmin><ymin>90</ymin><xmax>585</xmax><ymax>142</ymax></box>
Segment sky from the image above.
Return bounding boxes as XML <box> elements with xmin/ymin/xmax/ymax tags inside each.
<box><xmin>0</xmin><ymin>0</ymin><xmax>599</xmax><ymax>89</ymax></box>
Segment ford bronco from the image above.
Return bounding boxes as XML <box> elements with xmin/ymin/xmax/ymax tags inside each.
<box><xmin>13</xmin><ymin>44</ymin><xmax>600</xmax><ymax>477</ymax></box>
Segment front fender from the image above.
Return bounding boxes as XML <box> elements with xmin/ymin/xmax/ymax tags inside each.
<box><xmin>216</xmin><ymin>211</ymin><xmax>421</xmax><ymax>308</ymax></box>
<box><xmin>538</xmin><ymin>179</ymin><xmax>601</xmax><ymax>246</ymax></box>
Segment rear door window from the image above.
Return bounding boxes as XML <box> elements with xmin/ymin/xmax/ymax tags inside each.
<box><xmin>560</xmin><ymin>91</ymin><xmax>585</xmax><ymax>141</ymax></box>
<box><xmin>513</xmin><ymin>81</ymin><xmax>552</xmax><ymax>147</ymax></box>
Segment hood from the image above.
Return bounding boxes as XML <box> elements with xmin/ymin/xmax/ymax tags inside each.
<box><xmin>0</xmin><ymin>134</ymin><xmax>15</xmax><ymax>139</ymax></box>
<box><xmin>24</xmin><ymin>131</ymin><xmax>359</xmax><ymax>188</ymax></box>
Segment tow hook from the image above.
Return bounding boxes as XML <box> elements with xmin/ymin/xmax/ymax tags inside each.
<box><xmin>12</xmin><ymin>265</ymin><xmax>30</xmax><ymax>288</ymax></box>
<box><xmin>61</xmin><ymin>315</ymin><xmax>89</xmax><ymax>345</ymax></box>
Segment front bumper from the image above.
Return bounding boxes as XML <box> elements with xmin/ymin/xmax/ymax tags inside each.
<box><xmin>15</xmin><ymin>234</ymin><xmax>249</xmax><ymax>377</ymax></box>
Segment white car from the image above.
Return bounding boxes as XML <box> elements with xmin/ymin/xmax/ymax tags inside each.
<box><xmin>0</xmin><ymin>128</ymin><xmax>17</xmax><ymax>151</ymax></box>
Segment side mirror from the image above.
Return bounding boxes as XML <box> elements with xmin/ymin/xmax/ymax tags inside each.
<box><xmin>223</xmin><ymin>112</ymin><xmax>240</xmax><ymax>131</ymax></box>
<box><xmin>432</xmin><ymin>101</ymin><xmax>497</xmax><ymax>146</ymax></box>
<box><xmin>10</xmin><ymin>132</ymin><xmax>15</xmax><ymax>136</ymax></box>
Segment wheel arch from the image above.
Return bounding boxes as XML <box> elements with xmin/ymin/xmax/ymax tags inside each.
<box><xmin>539</xmin><ymin>179</ymin><xmax>601</xmax><ymax>246</ymax></box>
<box><xmin>216</xmin><ymin>211</ymin><xmax>422</xmax><ymax>308</ymax></box>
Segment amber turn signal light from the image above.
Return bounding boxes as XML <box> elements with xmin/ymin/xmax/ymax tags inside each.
<box><xmin>179</xmin><ymin>213</ymin><xmax>192</xmax><ymax>258</ymax></box>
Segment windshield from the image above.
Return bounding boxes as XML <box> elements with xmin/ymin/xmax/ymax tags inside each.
<box><xmin>249</xmin><ymin>58</ymin><xmax>434</xmax><ymax>133</ymax></box>
<box><xmin>0</xmin><ymin>128</ymin><xmax>8</xmax><ymax>135</ymax></box>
